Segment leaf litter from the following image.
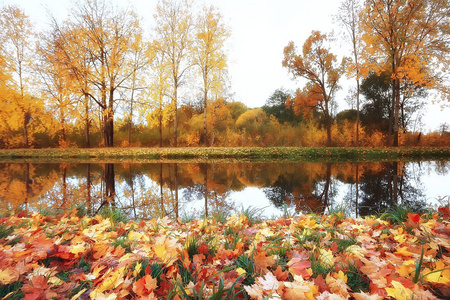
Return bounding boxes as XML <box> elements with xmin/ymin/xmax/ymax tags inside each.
<box><xmin>0</xmin><ymin>208</ymin><xmax>449</xmax><ymax>299</ymax></box>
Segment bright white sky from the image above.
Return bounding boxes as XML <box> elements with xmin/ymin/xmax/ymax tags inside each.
<box><xmin>2</xmin><ymin>0</ymin><xmax>449</xmax><ymax>132</ymax></box>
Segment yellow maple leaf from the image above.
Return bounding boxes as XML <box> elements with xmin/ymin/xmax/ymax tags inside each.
<box><xmin>319</xmin><ymin>249</ymin><xmax>334</xmax><ymax>267</ymax></box>
<box><xmin>236</xmin><ymin>267</ymin><xmax>246</xmax><ymax>275</ymax></box>
<box><xmin>334</xmin><ymin>270</ymin><xmax>348</xmax><ymax>283</ymax></box>
<box><xmin>423</xmin><ymin>260</ymin><xmax>450</xmax><ymax>284</ymax></box>
<box><xmin>153</xmin><ymin>235</ymin><xmax>179</xmax><ymax>265</ymax></box>
<box><xmin>0</xmin><ymin>267</ymin><xmax>19</xmax><ymax>285</ymax></box>
<box><xmin>97</xmin><ymin>267</ymin><xmax>125</xmax><ymax>293</ymax></box>
<box><xmin>69</xmin><ymin>243</ymin><xmax>86</xmax><ymax>256</ymax></box>
<box><xmin>385</xmin><ymin>280</ymin><xmax>413</xmax><ymax>300</ymax></box>
<box><xmin>395</xmin><ymin>246</ymin><xmax>413</xmax><ymax>257</ymax></box>
<box><xmin>397</xmin><ymin>262</ymin><xmax>416</xmax><ymax>277</ymax></box>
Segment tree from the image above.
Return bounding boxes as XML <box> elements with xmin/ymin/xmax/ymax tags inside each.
<box><xmin>360</xmin><ymin>0</ymin><xmax>450</xmax><ymax>146</ymax></box>
<box><xmin>336</xmin><ymin>0</ymin><xmax>364</xmax><ymax>146</ymax></box>
<box><xmin>124</xmin><ymin>24</ymin><xmax>148</xmax><ymax>146</ymax></box>
<box><xmin>154</xmin><ymin>0</ymin><xmax>194</xmax><ymax>147</ymax></box>
<box><xmin>36</xmin><ymin>29</ymin><xmax>76</xmax><ymax>146</ymax></box>
<box><xmin>360</xmin><ymin>72</ymin><xmax>392</xmax><ymax>133</ymax></box>
<box><xmin>194</xmin><ymin>5</ymin><xmax>230</xmax><ymax>147</ymax></box>
<box><xmin>0</xmin><ymin>5</ymin><xmax>35</xmax><ymax>147</ymax></box>
<box><xmin>283</xmin><ymin>31</ymin><xmax>347</xmax><ymax>146</ymax></box>
<box><xmin>50</xmin><ymin>21</ymin><xmax>94</xmax><ymax>147</ymax></box>
<box><xmin>54</xmin><ymin>0</ymin><xmax>143</xmax><ymax>147</ymax></box>
<box><xmin>147</xmin><ymin>41</ymin><xmax>171</xmax><ymax>147</ymax></box>
<box><xmin>263</xmin><ymin>88</ymin><xmax>299</xmax><ymax>124</ymax></box>
<box><xmin>361</xmin><ymin>71</ymin><xmax>427</xmax><ymax>135</ymax></box>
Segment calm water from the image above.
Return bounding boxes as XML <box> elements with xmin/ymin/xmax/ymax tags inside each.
<box><xmin>0</xmin><ymin>161</ymin><xmax>449</xmax><ymax>219</ymax></box>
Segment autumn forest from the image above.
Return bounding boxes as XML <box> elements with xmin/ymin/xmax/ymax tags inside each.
<box><xmin>0</xmin><ymin>0</ymin><xmax>449</xmax><ymax>149</ymax></box>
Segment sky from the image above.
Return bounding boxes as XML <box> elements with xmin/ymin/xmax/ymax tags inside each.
<box><xmin>2</xmin><ymin>0</ymin><xmax>449</xmax><ymax>132</ymax></box>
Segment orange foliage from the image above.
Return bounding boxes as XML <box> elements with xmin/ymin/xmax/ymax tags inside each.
<box><xmin>1</xmin><ymin>210</ymin><xmax>449</xmax><ymax>299</ymax></box>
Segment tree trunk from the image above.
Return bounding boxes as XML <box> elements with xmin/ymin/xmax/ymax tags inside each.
<box><xmin>174</xmin><ymin>163</ymin><xmax>179</xmax><ymax>219</ymax></box>
<box><xmin>105</xmin><ymin>163</ymin><xmax>115</xmax><ymax>204</ymax></box>
<box><xmin>393</xmin><ymin>78</ymin><xmax>400</xmax><ymax>147</ymax></box>
<box><xmin>355</xmin><ymin>162</ymin><xmax>359</xmax><ymax>217</ymax></box>
<box><xmin>211</xmin><ymin>105</ymin><xmax>215</xmax><ymax>146</ymax></box>
<box><xmin>62</xmin><ymin>164</ymin><xmax>67</xmax><ymax>206</ymax></box>
<box><xmin>86</xmin><ymin>164</ymin><xmax>92</xmax><ymax>214</ymax></box>
<box><xmin>322</xmin><ymin>163</ymin><xmax>332</xmax><ymax>210</ymax></box>
<box><xmin>104</xmin><ymin>108</ymin><xmax>114</xmax><ymax>147</ymax></box>
<box><xmin>204</xmin><ymin>89</ymin><xmax>208</xmax><ymax>147</ymax></box>
<box><xmin>173</xmin><ymin>85</ymin><xmax>178</xmax><ymax>147</ymax></box>
<box><xmin>160</xmin><ymin>163</ymin><xmax>165</xmax><ymax>215</ymax></box>
<box><xmin>85</xmin><ymin>94</ymin><xmax>90</xmax><ymax>148</ymax></box>
<box><xmin>23</xmin><ymin>112</ymin><xmax>29</xmax><ymax>148</ymax></box>
<box><xmin>204</xmin><ymin>164</ymin><xmax>208</xmax><ymax>218</ymax></box>
<box><xmin>356</xmin><ymin>78</ymin><xmax>360</xmax><ymax>147</ymax></box>
<box><xmin>392</xmin><ymin>161</ymin><xmax>398</xmax><ymax>205</ymax></box>
<box><xmin>129</xmin><ymin>165</ymin><xmax>136</xmax><ymax>219</ymax></box>
<box><xmin>326</xmin><ymin>116</ymin><xmax>332</xmax><ymax>147</ymax></box>
<box><xmin>159</xmin><ymin>111</ymin><xmax>163</xmax><ymax>148</ymax></box>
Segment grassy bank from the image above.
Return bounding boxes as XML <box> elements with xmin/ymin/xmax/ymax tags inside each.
<box><xmin>0</xmin><ymin>208</ymin><xmax>449</xmax><ymax>299</ymax></box>
<box><xmin>0</xmin><ymin>146</ymin><xmax>450</xmax><ymax>163</ymax></box>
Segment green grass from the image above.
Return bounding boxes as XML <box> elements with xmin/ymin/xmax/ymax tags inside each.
<box><xmin>0</xmin><ymin>281</ymin><xmax>24</xmax><ymax>300</ymax></box>
<box><xmin>99</xmin><ymin>206</ymin><xmax>128</xmax><ymax>227</ymax></box>
<box><xmin>1</xmin><ymin>146</ymin><xmax>449</xmax><ymax>163</ymax></box>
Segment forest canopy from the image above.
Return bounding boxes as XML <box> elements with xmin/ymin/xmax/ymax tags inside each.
<box><xmin>0</xmin><ymin>0</ymin><xmax>449</xmax><ymax>149</ymax></box>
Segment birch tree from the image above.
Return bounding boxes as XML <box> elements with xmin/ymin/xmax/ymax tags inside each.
<box><xmin>153</xmin><ymin>0</ymin><xmax>194</xmax><ymax>147</ymax></box>
<box><xmin>0</xmin><ymin>5</ymin><xmax>35</xmax><ymax>147</ymax></box>
<box><xmin>194</xmin><ymin>5</ymin><xmax>230</xmax><ymax>147</ymax></box>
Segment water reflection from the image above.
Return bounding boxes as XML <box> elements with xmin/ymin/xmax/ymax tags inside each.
<box><xmin>0</xmin><ymin>161</ymin><xmax>448</xmax><ymax>219</ymax></box>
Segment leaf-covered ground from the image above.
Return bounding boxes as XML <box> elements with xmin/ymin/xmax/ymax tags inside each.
<box><xmin>0</xmin><ymin>209</ymin><xmax>449</xmax><ymax>299</ymax></box>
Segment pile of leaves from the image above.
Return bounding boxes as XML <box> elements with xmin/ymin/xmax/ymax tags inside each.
<box><xmin>0</xmin><ymin>208</ymin><xmax>449</xmax><ymax>299</ymax></box>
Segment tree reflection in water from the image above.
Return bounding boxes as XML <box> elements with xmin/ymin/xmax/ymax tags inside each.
<box><xmin>0</xmin><ymin>161</ymin><xmax>447</xmax><ymax>219</ymax></box>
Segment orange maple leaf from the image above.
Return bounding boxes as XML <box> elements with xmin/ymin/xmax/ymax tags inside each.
<box><xmin>253</xmin><ymin>251</ymin><xmax>275</xmax><ymax>273</ymax></box>
<box><xmin>288</xmin><ymin>257</ymin><xmax>312</xmax><ymax>279</ymax></box>
<box><xmin>273</xmin><ymin>265</ymin><xmax>289</xmax><ymax>281</ymax></box>
<box><xmin>407</xmin><ymin>213</ymin><xmax>420</xmax><ymax>224</ymax></box>
<box><xmin>132</xmin><ymin>275</ymin><xmax>158</xmax><ymax>297</ymax></box>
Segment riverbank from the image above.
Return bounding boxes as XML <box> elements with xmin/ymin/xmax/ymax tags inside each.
<box><xmin>1</xmin><ymin>146</ymin><xmax>450</xmax><ymax>163</ymax></box>
<box><xmin>0</xmin><ymin>209</ymin><xmax>449</xmax><ymax>299</ymax></box>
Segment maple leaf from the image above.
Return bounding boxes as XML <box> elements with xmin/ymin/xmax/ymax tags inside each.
<box><xmin>407</xmin><ymin>213</ymin><xmax>420</xmax><ymax>224</ymax></box>
<box><xmin>133</xmin><ymin>275</ymin><xmax>158</xmax><ymax>297</ymax></box>
<box><xmin>287</xmin><ymin>257</ymin><xmax>312</xmax><ymax>279</ymax></box>
<box><xmin>92</xmin><ymin>242</ymin><xmax>110</xmax><ymax>260</ymax></box>
<box><xmin>385</xmin><ymin>280</ymin><xmax>413</xmax><ymax>300</ymax></box>
<box><xmin>253</xmin><ymin>251</ymin><xmax>275</xmax><ymax>273</ymax></box>
<box><xmin>96</xmin><ymin>267</ymin><xmax>125</xmax><ymax>293</ymax></box>
<box><xmin>316</xmin><ymin>291</ymin><xmax>347</xmax><ymax>300</ymax></box>
<box><xmin>89</xmin><ymin>291</ymin><xmax>118</xmax><ymax>300</ymax></box>
<box><xmin>395</xmin><ymin>246</ymin><xmax>413</xmax><ymax>257</ymax></box>
<box><xmin>256</xmin><ymin>272</ymin><xmax>281</xmax><ymax>290</ymax></box>
<box><xmin>23</xmin><ymin>292</ymin><xmax>41</xmax><ymax>300</ymax></box>
<box><xmin>0</xmin><ymin>267</ymin><xmax>20</xmax><ymax>285</ymax></box>
<box><xmin>422</xmin><ymin>260</ymin><xmax>450</xmax><ymax>284</ymax></box>
<box><xmin>438</xmin><ymin>207</ymin><xmax>450</xmax><ymax>220</ymax></box>
<box><xmin>314</xmin><ymin>274</ymin><xmax>330</xmax><ymax>293</ymax></box>
<box><xmin>153</xmin><ymin>235</ymin><xmax>180</xmax><ymax>265</ymax></box>
<box><xmin>326</xmin><ymin>273</ymin><xmax>349</xmax><ymax>298</ymax></box>
<box><xmin>283</xmin><ymin>279</ymin><xmax>315</xmax><ymax>300</ymax></box>
<box><xmin>319</xmin><ymin>249</ymin><xmax>335</xmax><ymax>267</ymax></box>
<box><xmin>244</xmin><ymin>283</ymin><xmax>264</xmax><ymax>300</ymax></box>
<box><xmin>273</xmin><ymin>265</ymin><xmax>289</xmax><ymax>281</ymax></box>
<box><xmin>352</xmin><ymin>292</ymin><xmax>384</xmax><ymax>300</ymax></box>
<box><xmin>69</xmin><ymin>243</ymin><xmax>86</xmax><ymax>257</ymax></box>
